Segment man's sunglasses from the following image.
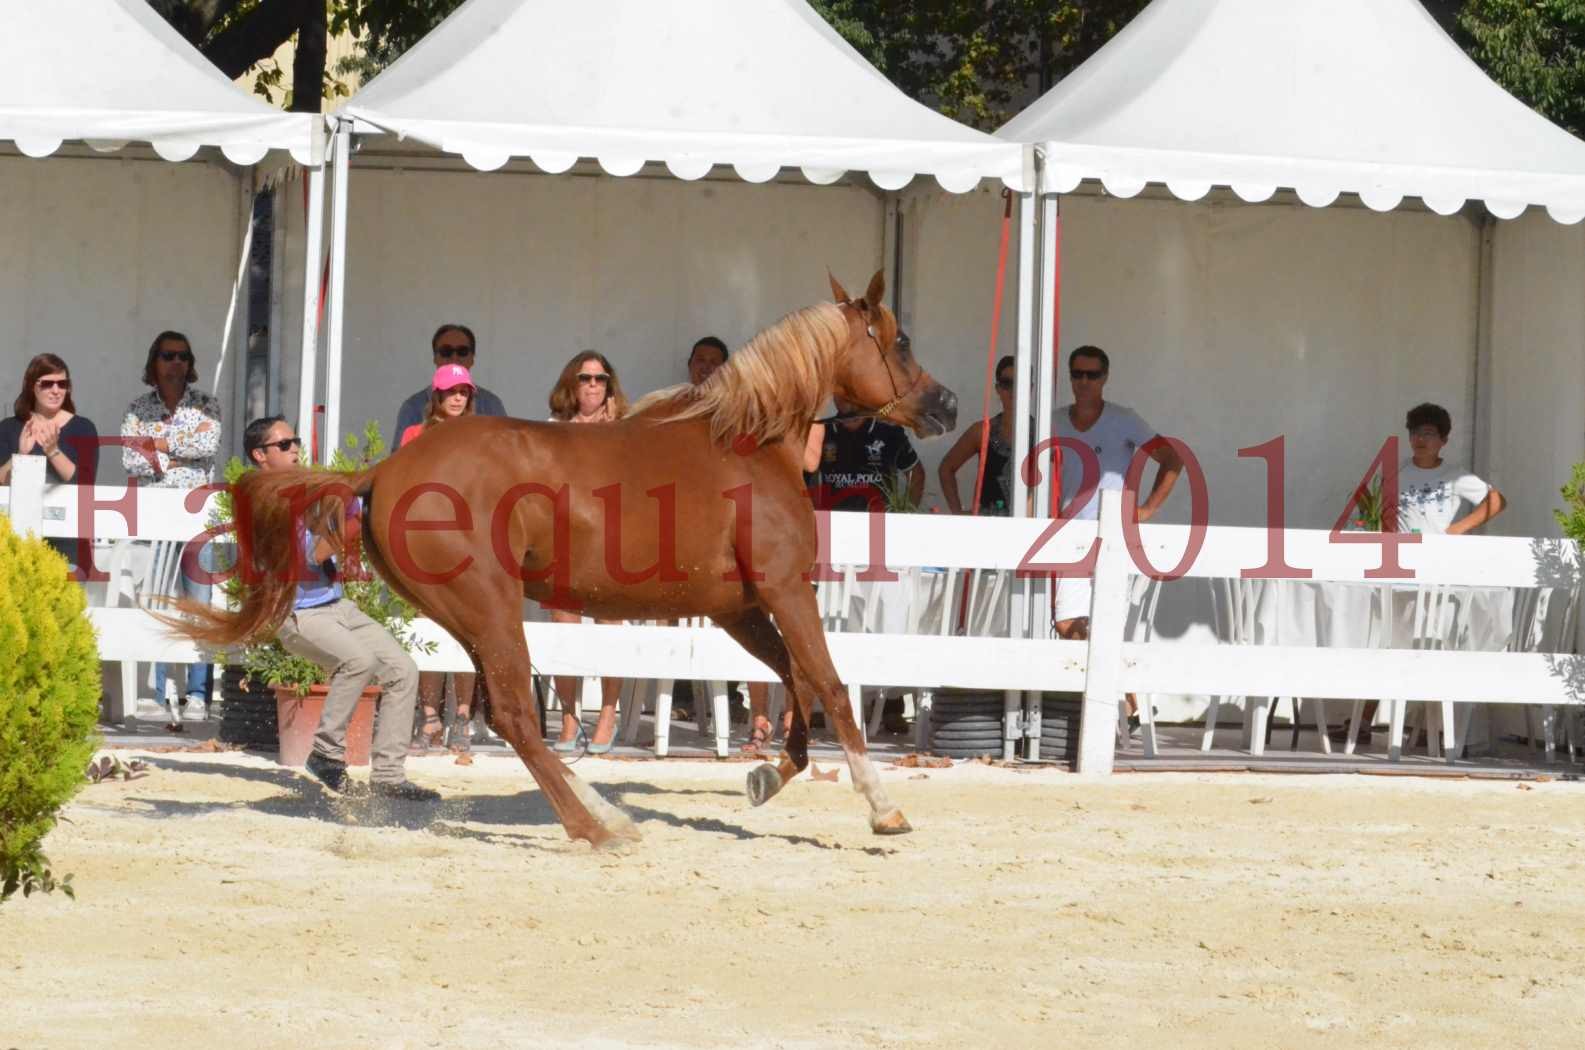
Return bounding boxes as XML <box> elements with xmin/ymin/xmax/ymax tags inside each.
<box><xmin>435</xmin><ymin>345</ymin><xmax>473</xmax><ymax>360</ymax></box>
<box><xmin>1070</xmin><ymin>368</ymin><xmax>1106</xmax><ymax>381</ymax></box>
<box><xmin>578</xmin><ymin>372</ymin><xmax>610</xmax><ymax>385</ymax></box>
<box><xmin>249</xmin><ymin>437</ymin><xmax>302</xmax><ymax>454</ymax></box>
<box><xmin>158</xmin><ymin>350</ymin><xmax>195</xmax><ymax>363</ymax></box>
<box><xmin>35</xmin><ymin>378</ymin><xmax>71</xmax><ymax>391</ymax></box>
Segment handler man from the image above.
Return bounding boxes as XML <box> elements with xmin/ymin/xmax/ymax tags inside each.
<box><xmin>243</xmin><ymin>415</ymin><xmax>439</xmax><ymax>800</ymax></box>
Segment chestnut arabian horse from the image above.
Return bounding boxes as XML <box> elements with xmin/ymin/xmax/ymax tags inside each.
<box><xmin>177</xmin><ymin>272</ymin><xmax>956</xmax><ymax>848</ymax></box>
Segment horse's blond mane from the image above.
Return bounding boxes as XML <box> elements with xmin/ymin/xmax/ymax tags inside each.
<box><xmin>632</xmin><ymin>302</ymin><xmax>850</xmax><ymax>446</ymax></box>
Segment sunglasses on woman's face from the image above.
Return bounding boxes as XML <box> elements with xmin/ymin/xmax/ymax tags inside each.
<box><xmin>36</xmin><ymin>378</ymin><xmax>71</xmax><ymax>391</ymax></box>
<box><xmin>435</xmin><ymin>345</ymin><xmax>472</xmax><ymax>360</ymax></box>
<box><xmin>158</xmin><ymin>350</ymin><xmax>195</xmax><ymax>363</ymax></box>
<box><xmin>577</xmin><ymin>373</ymin><xmax>610</xmax><ymax>386</ymax></box>
<box><xmin>995</xmin><ymin>375</ymin><xmax>1015</xmax><ymax>391</ymax></box>
<box><xmin>252</xmin><ymin>437</ymin><xmax>302</xmax><ymax>453</ymax></box>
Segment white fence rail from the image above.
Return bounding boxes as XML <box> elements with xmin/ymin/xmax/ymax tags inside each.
<box><xmin>5</xmin><ymin>461</ymin><xmax>1581</xmax><ymax>773</ymax></box>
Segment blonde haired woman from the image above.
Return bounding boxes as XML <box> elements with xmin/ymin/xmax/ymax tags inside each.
<box><xmin>547</xmin><ymin>351</ymin><xmax>628</xmax><ymax>752</ymax></box>
<box><xmin>403</xmin><ymin>363</ymin><xmax>480</xmax><ymax>753</ymax></box>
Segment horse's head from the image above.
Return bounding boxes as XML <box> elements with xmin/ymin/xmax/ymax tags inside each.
<box><xmin>829</xmin><ymin>271</ymin><xmax>958</xmax><ymax>438</ymax></box>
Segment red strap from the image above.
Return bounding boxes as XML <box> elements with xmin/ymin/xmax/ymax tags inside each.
<box><xmin>311</xmin><ymin>404</ymin><xmax>325</xmax><ymax>464</ymax></box>
<box><xmin>968</xmin><ymin>190</ymin><xmax>1015</xmax><ymax>517</ymax></box>
<box><xmin>957</xmin><ymin>190</ymin><xmax>1015</xmax><ymax>633</ymax></box>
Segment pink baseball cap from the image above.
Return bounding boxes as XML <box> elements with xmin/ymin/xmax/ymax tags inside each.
<box><xmin>433</xmin><ymin>364</ymin><xmax>474</xmax><ymax>391</ymax></box>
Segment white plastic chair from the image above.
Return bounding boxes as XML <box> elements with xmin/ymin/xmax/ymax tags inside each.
<box><xmin>1203</xmin><ymin>576</ymin><xmax>1256</xmax><ymax>752</ymax></box>
<box><xmin>106</xmin><ymin>539</ymin><xmax>183</xmax><ymax>718</ymax></box>
<box><xmin>624</xmin><ymin>618</ymin><xmax>730</xmax><ymax>758</ymax></box>
<box><xmin>1359</xmin><ymin>585</ymin><xmax>1463</xmax><ymax>763</ymax></box>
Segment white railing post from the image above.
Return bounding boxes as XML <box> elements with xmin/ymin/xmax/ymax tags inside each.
<box><xmin>1078</xmin><ymin>490</ymin><xmax>1129</xmax><ymax>774</ymax></box>
<box><xmin>7</xmin><ymin>455</ymin><xmax>46</xmax><ymax>536</ymax></box>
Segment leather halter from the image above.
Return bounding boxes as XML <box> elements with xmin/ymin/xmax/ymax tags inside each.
<box><xmin>816</xmin><ymin>299</ymin><xmax>924</xmax><ymax>426</ymax></box>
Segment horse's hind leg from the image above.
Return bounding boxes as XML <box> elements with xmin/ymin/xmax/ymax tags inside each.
<box><xmin>474</xmin><ymin>623</ymin><xmax>639</xmax><ymax>848</ymax></box>
<box><xmin>713</xmin><ymin>608</ymin><xmax>810</xmax><ymax>807</ymax></box>
<box><xmin>754</xmin><ymin>585</ymin><xmax>911</xmax><ymax>835</ymax></box>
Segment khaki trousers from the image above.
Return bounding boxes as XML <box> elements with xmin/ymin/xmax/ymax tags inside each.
<box><xmin>277</xmin><ymin>598</ymin><xmax>419</xmax><ymax>784</ymax></box>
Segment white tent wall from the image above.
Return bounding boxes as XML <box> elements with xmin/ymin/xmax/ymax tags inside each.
<box><xmin>1053</xmin><ymin>194</ymin><xmax>1482</xmax><ymax>531</ymax></box>
<box><xmin>894</xmin><ymin>182</ymin><xmax>1024</xmax><ymax>509</ymax></box>
<box><xmin>1484</xmin><ymin>213</ymin><xmax>1585</xmax><ymax>541</ymax></box>
<box><xmin>914</xmin><ymin>188</ymin><xmax>1491</xmax><ymax>718</ymax></box>
<box><xmin>279</xmin><ymin>163</ymin><xmax>891</xmax><ymax>455</ymax></box>
<box><xmin>910</xmin><ymin>190</ymin><xmax>1482</xmax><ymax>530</ymax></box>
<box><xmin>0</xmin><ymin>152</ymin><xmax>249</xmax><ymax>483</ymax></box>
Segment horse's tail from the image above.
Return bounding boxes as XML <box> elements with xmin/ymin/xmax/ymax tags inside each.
<box><xmin>158</xmin><ymin>465</ymin><xmax>378</xmax><ymax>649</ymax></box>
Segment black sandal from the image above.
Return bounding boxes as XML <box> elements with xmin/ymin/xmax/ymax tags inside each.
<box><xmin>446</xmin><ymin>712</ymin><xmax>473</xmax><ymax>753</ymax></box>
<box><xmin>410</xmin><ymin>714</ymin><xmax>444</xmax><ymax>755</ymax></box>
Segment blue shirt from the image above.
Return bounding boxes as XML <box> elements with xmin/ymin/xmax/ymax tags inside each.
<box><xmin>294</xmin><ymin>497</ymin><xmax>362</xmax><ymax>610</ymax></box>
<box><xmin>393</xmin><ymin>384</ymin><xmax>506</xmax><ymax>444</ymax></box>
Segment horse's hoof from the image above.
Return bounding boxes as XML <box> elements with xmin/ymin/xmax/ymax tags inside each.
<box><xmin>746</xmin><ymin>763</ymin><xmax>784</xmax><ymax>807</ymax></box>
<box><xmin>871</xmin><ymin>809</ymin><xmax>913</xmax><ymax>835</ymax></box>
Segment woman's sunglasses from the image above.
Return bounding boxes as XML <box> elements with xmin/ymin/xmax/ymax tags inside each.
<box><xmin>435</xmin><ymin>345</ymin><xmax>472</xmax><ymax>360</ymax></box>
<box><xmin>158</xmin><ymin>350</ymin><xmax>195</xmax><ymax>363</ymax></box>
<box><xmin>995</xmin><ymin>375</ymin><xmax>1015</xmax><ymax>391</ymax></box>
<box><xmin>250</xmin><ymin>437</ymin><xmax>302</xmax><ymax>453</ymax></box>
<box><xmin>35</xmin><ymin>378</ymin><xmax>72</xmax><ymax>391</ymax></box>
<box><xmin>577</xmin><ymin>372</ymin><xmax>610</xmax><ymax>386</ymax></box>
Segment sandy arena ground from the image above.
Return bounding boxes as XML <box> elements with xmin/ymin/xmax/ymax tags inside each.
<box><xmin>4</xmin><ymin>750</ymin><xmax>1583</xmax><ymax>1049</ymax></box>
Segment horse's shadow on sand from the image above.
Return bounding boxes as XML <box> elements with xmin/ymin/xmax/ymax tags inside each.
<box><xmin>132</xmin><ymin>758</ymin><xmax>895</xmax><ymax>854</ymax></box>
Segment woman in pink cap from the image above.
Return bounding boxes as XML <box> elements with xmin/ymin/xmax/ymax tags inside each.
<box><xmin>403</xmin><ymin>362</ymin><xmax>479</xmax><ymax>753</ymax></box>
<box><xmin>400</xmin><ymin>363</ymin><xmax>476</xmax><ymax>449</ymax></box>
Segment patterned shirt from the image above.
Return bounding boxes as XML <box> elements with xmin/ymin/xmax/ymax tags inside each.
<box><xmin>120</xmin><ymin>387</ymin><xmax>224</xmax><ymax>489</ymax></box>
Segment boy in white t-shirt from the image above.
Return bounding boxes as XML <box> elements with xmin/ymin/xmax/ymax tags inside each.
<box><xmin>1347</xmin><ymin>403</ymin><xmax>1506</xmax><ymax>748</ymax></box>
<box><xmin>1396</xmin><ymin>402</ymin><xmax>1505</xmax><ymax>535</ymax></box>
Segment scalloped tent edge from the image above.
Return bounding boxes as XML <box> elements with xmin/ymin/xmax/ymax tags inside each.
<box><xmin>332</xmin><ymin>0</ymin><xmax>1026</xmax><ymax>194</ymax></box>
<box><xmin>0</xmin><ymin>0</ymin><xmax>323</xmax><ymax>167</ymax></box>
<box><xmin>996</xmin><ymin>0</ymin><xmax>1585</xmax><ymax>225</ymax></box>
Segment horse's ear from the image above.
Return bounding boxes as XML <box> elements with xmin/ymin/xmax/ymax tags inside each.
<box><xmin>863</xmin><ymin>270</ymin><xmax>886</xmax><ymax>311</ymax></box>
<box><xmin>829</xmin><ymin>271</ymin><xmax>851</xmax><ymax>303</ymax></box>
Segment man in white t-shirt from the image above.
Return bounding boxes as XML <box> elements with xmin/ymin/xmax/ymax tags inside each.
<box><xmin>1050</xmin><ymin>345</ymin><xmax>1183</xmax><ymax>728</ymax></box>
<box><xmin>1396</xmin><ymin>402</ymin><xmax>1505</xmax><ymax>535</ymax></box>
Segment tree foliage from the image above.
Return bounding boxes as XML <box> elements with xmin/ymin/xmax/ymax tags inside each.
<box><xmin>1458</xmin><ymin>0</ymin><xmax>1585</xmax><ymax>137</ymax></box>
<box><xmin>807</xmin><ymin>1</ymin><xmax>1153</xmax><ymax>129</ymax></box>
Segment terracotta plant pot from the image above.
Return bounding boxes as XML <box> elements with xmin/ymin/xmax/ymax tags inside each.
<box><xmin>273</xmin><ymin>684</ymin><xmax>381</xmax><ymax>767</ymax></box>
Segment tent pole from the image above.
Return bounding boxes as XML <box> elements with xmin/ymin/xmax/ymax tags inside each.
<box><xmin>1037</xmin><ymin>192</ymin><xmax>1059</xmax><ymax>523</ymax></box>
<box><xmin>1011</xmin><ymin>189</ymin><xmax>1038</xmax><ymax>760</ymax></box>
<box><xmin>1012</xmin><ymin>192</ymin><xmax>1038</xmax><ymax>522</ymax></box>
<box><xmin>297</xmin><ymin>147</ymin><xmax>327</xmax><ymax>462</ymax></box>
<box><xmin>324</xmin><ymin>121</ymin><xmax>352</xmax><ymax>461</ymax></box>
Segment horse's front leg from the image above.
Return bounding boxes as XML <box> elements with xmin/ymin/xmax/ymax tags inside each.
<box><xmin>755</xmin><ymin>584</ymin><xmax>911</xmax><ymax>835</ymax></box>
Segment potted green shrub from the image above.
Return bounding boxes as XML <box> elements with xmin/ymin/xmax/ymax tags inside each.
<box><xmin>877</xmin><ymin>469</ymin><xmax>921</xmax><ymax>514</ymax></box>
<box><xmin>1344</xmin><ymin>478</ymin><xmax>1386</xmax><ymax>532</ymax></box>
<box><xmin>212</xmin><ymin>422</ymin><xmax>433</xmax><ymax>766</ymax></box>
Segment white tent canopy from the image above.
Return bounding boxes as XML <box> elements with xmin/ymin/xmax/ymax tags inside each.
<box><xmin>0</xmin><ymin>0</ymin><xmax>319</xmax><ymax>164</ymax></box>
<box><xmin>997</xmin><ymin>0</ymin><xmax>1585</xmax><ymax>223</ymax></box>
<box><xmin>342</xmin><ymin>0</ymin><xmax>1025</xmax><ymax>192</ymax></box>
